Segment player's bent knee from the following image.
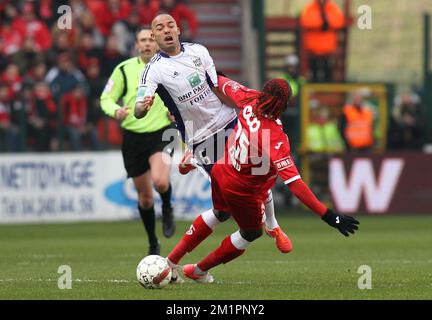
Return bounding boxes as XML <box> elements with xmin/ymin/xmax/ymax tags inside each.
<box><xmin>213</xmin><ymin>210</ymin><xmax>230</xmax><ymax>222</ymax></box>
<box><xmin>139</xmin><ymin>195</ymin><xmax>154</xmax><ymax>209</ymax></box>
<box><xmin>240</xmin><ymin>228</ymin><xmax>263</xmax><ymax>242</ymax></box>
<box><xmin>154</xmin><ymin>181</ymin><xmax>169</xmax><ymax>193</ymax></box>
<box><xmin>153</xmin><ymin>179</ymin><xmax>169</xmax><ymax>193</ymax></box>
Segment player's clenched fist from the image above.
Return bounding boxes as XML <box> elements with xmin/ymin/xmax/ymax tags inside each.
<box><xmin>135</xmin><ymin>96</ymin><xmax>154</xmax><ymax>119</ymax></box>
<box><xmin>321</xmin><ymin>209</ymin><xmax>360</xmax><ymax>237</ymax></box>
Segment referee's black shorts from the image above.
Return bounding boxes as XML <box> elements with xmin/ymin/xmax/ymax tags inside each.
<box><xmin>122</xmin><ymin>125</ymin><xmax>176</xmax><ymax>178</ymax></box>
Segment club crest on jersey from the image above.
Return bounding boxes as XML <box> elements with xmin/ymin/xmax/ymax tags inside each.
<box><xmin>230</xmin><ymin>82</ymin><xmax>240</xmax><ymax>93</ymax></box>
<box><xmin>187</xmin><ymin>72</ymin><xmax>202</xmax><ymax>88</ymax></box>
<box><xmin>274</xmin><ymin>156</ymin><xmax>294</xmax><ymax>171</ymax></box>
<box><xmin>193</xmin><ymin>57</ymin><xmax>202</xmax><ymax>67</ymax></box>
<box><xmin>103</xmin><ymin>79</ymin><xmax>114</xmax><ymax>93</ymax></box>
<box><xmin>137</xmin><ymin>86</ymin><xmax>147</xmax><ymax>98</ymax></box>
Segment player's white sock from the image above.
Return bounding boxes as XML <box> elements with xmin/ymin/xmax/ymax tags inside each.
<box><xmin>230</xmin><ymin>230</ymin><xmax>251</xmax><ymax>250</ymax></box>
<box><xmin>264</xmin><ymin>190</ymin><xmax>279</xmax><ymax>230</ymax></box>
<box><xmin>201</xmin><ymin>208</ymin><xmax>221</xmax><ymax>230</ymax></box>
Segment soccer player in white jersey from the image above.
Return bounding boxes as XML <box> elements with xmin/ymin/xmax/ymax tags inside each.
<box><xmin>135</xmin><ymin>14</ymin><xmax>290</xmax><ymax>279</ymax></box>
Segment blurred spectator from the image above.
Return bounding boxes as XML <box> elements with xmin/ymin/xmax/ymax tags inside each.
<box><xmin>388</xmin><ymin>93</ymin><xmax>427</xmax><ymax>150</ymax></box>
<box><xmin>85</xmin><ymin>58</ymin><xmax>105</xmax><ymax>144</ymax></box>
<box><xmin>45</xmin><ymin>52</ymin><xmax>85</xmax><ymax>102</ymax></box>
<box><xmin>101</xmin><ymin>35</ymin><xmax>127</xmax><ymax>78</ymax></box>
<box><xmin>86</xmin><ymin>0</ymin><xmax>131</xmax><ymax>36</ymax></box>
<box><xmin>51</xmin><ymin>24</ymin><xmax>81</xmax><ymax>49</ymax></box>
<box><xmin>279</xmin><ymin>54</ymin><xmax>306</xmax><ymax>99</ymax></box>
<box><xmin>307</xmin><ymin>100</ymin><xmax>345</xmax><ymax>153</ymax></box>
<box><xmin>1</xmin><ymin>64</ymin><xmax>22</xmax><ymax>99</ymax></box>
<box><xmin>278</xmin><ymin>54</ymin><xmax>306</xmax><ymax>150</ymax></box>
<box><xmin>0</xmin><ymin>2</ymin><xmax>19</xmax><ymax>22</ymax></box>
<box><xmin>339</xmin><ymin>91</ymin><xmax>374</xmax><ymax>151</ymax></box>
<box><xmin>157</xmin><ymin>0</ymin><xmax>198</xmax><ymax>42</ymax></box>
<box><xmin>78</xmin><ymin>11</ymin><xmax>105</xmax><ymax>48</ymax></box>
<box><xmin>37</xmin><ymin>0</ymin><xmax>66</xmax><ymax>27</ymax></box>
<box><xmin>0</xmin><ymin>82</ymin><xmax>24</xmax><ymax>152</ymax></box>
<box><xmin>70</xmin><ymin>0</ymin><xmax>88</xmax><ymax>21</ymax></box>
<box><xmin>136</xmin><ymin>0</ymin><xmax>159</xmax><ymax>26</ymax></box>
<box><xmin>300</xmin><ymin>0</ymin><xmax>345</xmax><ymax>82</ymax></box>
<box><xmin>61</xmin><ymin>83</ymin><xmax>100</xmax><ymax>151</ymax></box>
<box><xmin>46</xmin><ymin>30</ymin><xmax>78</xmax><ymax>67</ymax></box>
<box><xmin>12</xmin><ymin>2</ymin><xmax>52</xmax><ymax>52</ymax></box>
<box><xmin>29</xmin><ymin>82</ymin><xmax>59</xmax><ymax>151</ymax></box>
<box><xmin>12</xmin><ymin>36</ymin><xmax>46</xmax><ymax>74</ymax></box>
<box><xmin>24</xmin><ymin>62</ymin><xmax>48</xmax><ymax>85</ymax></box>
<box><xmin>77</xmin><ymin>32</ymin><xmax>102</xmax><ymax>71</ymax></box>
<box><xmin>112</xmin><ymin>11</ymin><xmax>141</xmax><ymax>55</ymax></box>
<box><xmin>0</xmin><ymin>18</ymin><xmax>23</xmax><ymax>56</ymax></box>
<box><xmin>86</xmin><ymin>58</ymin><xmax>105</xmax><ymax>106</ymax></box>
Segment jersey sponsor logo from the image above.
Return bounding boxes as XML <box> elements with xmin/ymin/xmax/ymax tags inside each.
<box><xmin>193</xmin><ymin>57</ymin><xmax>202</xmax><ymax>67</ymax></box>
<box><xmin>274</xmin><ymin>156</ymin><xmax>294</xmax><ymax>171</ymax></box>
<box><xmin>187</xmin><ymin>72</ymin><xmax>202</xmax><ymax>88</ymax></box>
<box><xmin>103</xmin><ymin>79</ymin><xmax>114</xmax><ymax>93</ymax></box>
<box><xmin>177</xmin><ymin>83</ymin><xmax>211</xmax><ymax>106</ymax></box>
<box><xmin>275</xmin><ymin>142</ymin><xmax>283</xmax><ymax>149</ymax></box>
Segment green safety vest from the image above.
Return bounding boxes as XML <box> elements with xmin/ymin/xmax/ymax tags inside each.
<box><xmin>323</xmin><ymin>122</ymin><xmax>345</xmax><ymax>152</ymax></box>
<box><xmin>307</xmin><ymin>123</ymin><xmax>326</xmax><ymax>152</ymax></box>
<box><xmin>307</xmin><ymin>122</ymin><xmax>345</xmax><ymax>152</ymax></box>
<box><xmin>279</xmin><ymin>74</ymin><xmax>306</xmax><ymax>98</ymax></box>
<box><xmin>100</xmin><ymin>56</ymin><xmax>172</xmax><ymax>133</ymax></box>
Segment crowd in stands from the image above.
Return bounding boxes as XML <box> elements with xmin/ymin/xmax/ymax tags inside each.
<box><xmin>388</xmin><ymin>92</ymin><xmax>427</xmax><ymax>150</ymax></box>
<box><xmin>0</xmin><ymin>0</ymin><xmax>427</xmax><ymax>153</ymax></box>
<box><xmin>0</xmin><ymin>0</ymin><xmax>197</xmax><ymax>152</ymax></box>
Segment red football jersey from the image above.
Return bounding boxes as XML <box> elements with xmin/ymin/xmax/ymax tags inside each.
<box><xmin>212</xmin><ymin>76</ymin><xmax>301</xmax><ymax>201</ymax></box>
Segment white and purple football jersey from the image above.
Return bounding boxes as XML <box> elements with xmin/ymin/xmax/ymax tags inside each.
<box><xmin>136</xmin><ymin>43</ymin><xmax>237</xmax><ymax>146</ymax></box>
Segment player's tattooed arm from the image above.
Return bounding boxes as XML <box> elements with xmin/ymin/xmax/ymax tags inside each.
<box><xmin>135</xmin><ymin>96</ymin><xmax>154</xmax><ymax>119</ymax></box>
<box><xmin>211</xmin><ymin>87</ymin><xmax>238</xmax><ymax>109</ymax></box>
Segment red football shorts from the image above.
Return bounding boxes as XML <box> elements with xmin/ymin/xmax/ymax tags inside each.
<box><xmin>211</xmin><ymin>166</ymin><xmax>265</xmax><ymax>230</ymax></box>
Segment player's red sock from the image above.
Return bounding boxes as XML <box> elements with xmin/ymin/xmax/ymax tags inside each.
<box><xmin>167</xmin><ymin>215</ymin><xmax>213</xmax><ymax>264</ymax></box>
<box><xmin>197</xmin><ymin>235</ymin><xmax>245</xmax><ymax>271</ymax></box>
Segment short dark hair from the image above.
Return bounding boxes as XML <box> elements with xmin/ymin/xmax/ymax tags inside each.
<box><xmin>135</xmin><ymin>26</ymin><xmax>151</xmax><ymax>41</ymax></box>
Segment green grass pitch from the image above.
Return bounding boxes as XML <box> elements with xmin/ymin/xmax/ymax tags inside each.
<box><xmin>0</xmin><ymin>214</ymin><xmax>431</xmax><ymax>299</ymax></box>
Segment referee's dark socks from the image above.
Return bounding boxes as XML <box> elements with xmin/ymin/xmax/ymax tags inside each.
<box><xmin>159</xmin><ymin>184</ymin><xmax>172</xmax><ymax>209</ymax></box>
<box><xmin>138</xmin><ymin>205</ymin><xmax>158</xmax><ymax>245</ymax></box>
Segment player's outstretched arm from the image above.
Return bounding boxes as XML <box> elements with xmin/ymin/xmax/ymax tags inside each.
<box><xmin>287</xmin><ymin>179</ymin><xmax>360</xmax><ymax>237</ymax></box>
<box><xmin>211</xmin><ymin>87</ymin><xmax>238</xmax><ymax>109</ymax></box>
<box><xmin>321</xmin><ymin>208</ymin><xmax>360</xmax><ymax>237</ymax></box>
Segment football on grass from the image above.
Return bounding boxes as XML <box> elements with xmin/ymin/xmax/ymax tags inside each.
<box><xmin>136</xmin><ymin>255</ymin><xmax>172</xmax><ymax>289</ymax></box>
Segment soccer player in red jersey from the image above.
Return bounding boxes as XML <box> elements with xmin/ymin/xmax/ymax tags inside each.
<box><xmin>168</xmin><ymin>76</ymin><xmax>359</xmax><ymax>282</ymax></box>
